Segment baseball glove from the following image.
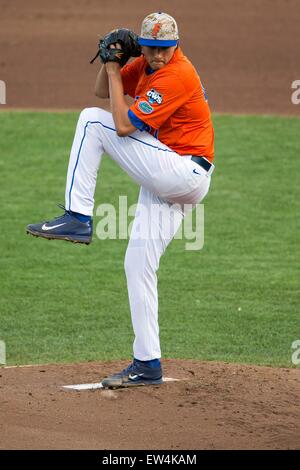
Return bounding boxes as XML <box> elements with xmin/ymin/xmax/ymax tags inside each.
<box><xmin>90</xmin><ymin>28</ymin><xmax>142</xmax><ymax>67</ymax></box>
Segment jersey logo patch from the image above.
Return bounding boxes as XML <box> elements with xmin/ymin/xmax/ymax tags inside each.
<box><xmin>138</xmin><ymin>101</ymin><xmax>154</xmax><ymax>114</ymax></box>
<box><xmin>146</xmin><ymin>88</ymin><xmax>163</xmax><ymax>105</ymax></box>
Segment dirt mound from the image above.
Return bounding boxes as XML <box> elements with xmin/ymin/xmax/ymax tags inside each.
<box><xmin>1</xmin><ymin>360</ymin><xmax>299</xmax><ymax>449</ymax></box>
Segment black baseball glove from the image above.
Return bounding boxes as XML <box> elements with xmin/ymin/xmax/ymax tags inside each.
<box><xmin>90</xmin><ymin>28</ymin><xmax>142</xmax><ymax>67</ymax></box>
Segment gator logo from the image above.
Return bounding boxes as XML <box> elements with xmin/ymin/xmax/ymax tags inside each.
<box><xmin>152</xmin><ymin>23</ymin><xmax>161</xmax><ymax>38</ymax></box>
<box><xmin>146</xmin><ymin>89</ymin><xmax>163</xmax><ymax>105</ymax></box>
<box><xmin>138</xmin><ymin>101</ymin><xmax>154</xmax><ymax>114</ymax></box>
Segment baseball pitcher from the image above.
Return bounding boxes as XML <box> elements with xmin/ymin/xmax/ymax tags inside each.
<box><xmin>27</xmin><ymin>12</ymin><xmax>215</xmax><ymax>388</ymax></box>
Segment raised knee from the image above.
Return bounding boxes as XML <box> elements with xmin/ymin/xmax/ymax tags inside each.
<box><xmin>79</xmin><ymin>107</ymin><xmax>108</xmax><ymax>123</ymax></box>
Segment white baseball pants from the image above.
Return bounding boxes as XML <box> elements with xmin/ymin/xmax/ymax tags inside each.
<box><xmin>65</xmin><ymin>107</ymin><xmax>213</xmax><ymax>360</ymax></box>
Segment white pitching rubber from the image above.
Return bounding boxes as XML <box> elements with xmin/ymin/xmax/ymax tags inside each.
<box><xmin>62</xmin><ymin>377</ymin><xmax>180</xmax><ymax>391</ymax></box>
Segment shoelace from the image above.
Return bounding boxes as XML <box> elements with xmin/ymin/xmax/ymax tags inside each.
<box><xmin>53</xmin><ymin>204</ymin><xmax>72</xmax><ymax>221</ymax></box>
<box><xmin>43</xmin><ymin>204</ymin><xmax>72</xmax><ymax>224</ymax></box>
<box><xmin>122</xmin><ymin>361</ymin><xmax>136</xmax><ymax>375</ymax></box>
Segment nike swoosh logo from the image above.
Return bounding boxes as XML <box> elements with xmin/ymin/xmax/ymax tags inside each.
<box><xmin>193</xmin><ymin>168</ymin><xmax>202</xmax><ymax>175</ymax></box>
<box><xmin>42</xmin><ymin>223</ymin><xmax>66</xmax><ymax>231</ymax></box>
<box><xmin>128</xmin><ymin>373</ymin><xmax>144</xmax><ymax>380</ymax></box>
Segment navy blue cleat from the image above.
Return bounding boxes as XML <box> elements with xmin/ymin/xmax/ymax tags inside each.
<box><xmin>101</xmin><ymin>359</ymin><xmax>163</xmax><ymax>389</ymax></box>
<box><xmin>26</xmin><ymin>205</ymin><xmax>93</xmax><ymax>245</ymax></box>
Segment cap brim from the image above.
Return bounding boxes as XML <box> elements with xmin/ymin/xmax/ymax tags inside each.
<box><xmin>138</xmin><ymin>38</ymin><xmax>178</xmax><ymax>47</ymax></box>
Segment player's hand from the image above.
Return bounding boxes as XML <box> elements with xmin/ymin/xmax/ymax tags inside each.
<box><xmin>105</xmin><ymin>44</ymin><xmax>122</xmax><ymax>71</ymax></box>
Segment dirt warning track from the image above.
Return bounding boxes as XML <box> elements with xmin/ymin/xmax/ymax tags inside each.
<box><xmin>0</xmin><ymin>0</ymin><xmax>299</xmax><ymax>114</ymax></box>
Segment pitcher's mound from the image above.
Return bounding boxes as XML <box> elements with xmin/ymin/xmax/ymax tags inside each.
<box><xmin>0</xmin><ymin>359</ymin><xmax>299</xmax><ymax>449</ymax></box>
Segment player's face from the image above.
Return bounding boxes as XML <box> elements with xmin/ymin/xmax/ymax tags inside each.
<box><xmin>142</xmin><ymin>45</ymin><xmax>177</xmax><ymax>70</ymax></box>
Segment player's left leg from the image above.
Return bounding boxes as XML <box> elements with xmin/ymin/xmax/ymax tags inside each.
<box><xmin>101</xmin><ymin>186</ymin><xmax>190</xmax><ymax>388</ymax></box>
<box><xmin>26</xmin><ymin>106</ymin><xmax>212</xmax><ymax>244</ymax></box>
<box><xmin>63</xmin><ymin>107</ymin><xmax>209</xmax><ymax>214</ymax></box>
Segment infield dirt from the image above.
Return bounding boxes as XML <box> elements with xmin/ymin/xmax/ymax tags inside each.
<box><xmin>0</xmin><ymin>0</ymin><xmax>299</xmax><ymax>114</ymax></box>
<box><xmin>1</xmin><ymin>360</ymin><xmax>300</xmax><ymax>449</ymax></box>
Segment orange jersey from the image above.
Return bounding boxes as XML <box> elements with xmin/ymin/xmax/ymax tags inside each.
<box><xmin>121</xmin><ymin>47</ymin><xmax>214</xmax><ymax>161</ymax></box>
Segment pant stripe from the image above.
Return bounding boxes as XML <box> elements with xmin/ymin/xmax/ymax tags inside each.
<box><xmin>87</xmin><ymin>119</ymin><xmax>175</xmax><ymax>153</ymax></box>
<box><xmin>68</xmin><ymin>119</ymin><xmax>176</xmax><ymax>211</ymax></box>
<box><xmin>68</xmin><ymin>122</ymin><xmax>89</xmax><ymax>211</ymax></box>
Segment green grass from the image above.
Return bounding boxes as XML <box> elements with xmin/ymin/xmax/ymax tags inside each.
<box><xmin>0</xmin><ymin>111</ymin><xmax>299</xmax><ymax>367</ymax></box>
